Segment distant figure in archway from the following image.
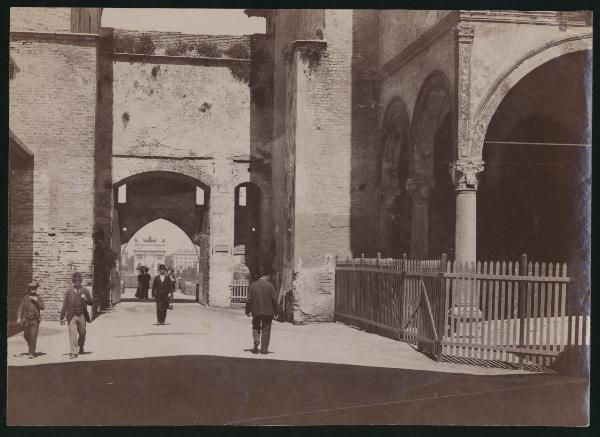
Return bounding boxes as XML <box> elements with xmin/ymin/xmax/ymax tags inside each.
<box><xmin>135</xmin><ymin>266</ymin><xmax>151</xmax><ymax>300</ymax></box>
<box><xmin>152</xmin><ymin>264</ymin><xmax>173</xmax><ymax>325</ymax></box>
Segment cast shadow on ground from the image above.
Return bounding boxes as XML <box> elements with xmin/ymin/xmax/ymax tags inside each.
<box><xmin>7</xmin><ymin>353</ymin><xmax>588</xmax><ymax>426</ymax></box>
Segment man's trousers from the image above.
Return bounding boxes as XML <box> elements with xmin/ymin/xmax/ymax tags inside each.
<box><xmin>68</xmin><ymin>313</ymin><xmax>86</xmax><ymax>355</ymax></box>
<box><xmin>23</xmin><ymin>319</ymin><xmax>39</xmax><ymax>355</ymax></box>
<box><xmin>252</xmin><ymin>315</ymin><xmax>273</xmax><ymax>352</ymax></box>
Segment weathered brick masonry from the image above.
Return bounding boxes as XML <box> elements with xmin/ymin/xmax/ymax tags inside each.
<box><xmin>9</xmin><ymin>32</ymin><xmax>98</xmax><ymax>320</ymax></box>
<box><xmin>8</xmin><ymin>138</ymin><xmax>34</xmax><ymax>321</ymax></box>
<box><xmin>103</xmin><ymin>33</ymin><xmax>273</xmax><ymax>307</ymax></box>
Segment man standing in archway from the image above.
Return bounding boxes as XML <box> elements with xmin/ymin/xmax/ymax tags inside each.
<box><xmin>152</xmin><ymin>264</ymin><xmax>173</xmax><ymax>325</ymax></box>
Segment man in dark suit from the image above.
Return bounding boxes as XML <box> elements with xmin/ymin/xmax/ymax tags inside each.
<box><xmin>245</xmin><ymin>270</ymin><xmax>281</xmax><ymax>354</ymax></box>
<box><xmin>152</xmin><ymin>264</ymin><xmax>173</xmax><ymax>325</ymax></box>
<box><xmin>16</xmin><ymin>280</ymin><xmax>45</xmax><ymax>358</ymax></box>
<box><xmin>59</xmin><ymin>272</ymin><xmax>93</xmax><ymax>359</ymax></box>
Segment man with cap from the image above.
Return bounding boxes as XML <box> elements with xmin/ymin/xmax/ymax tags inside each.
<box><xmin>152</xmin><ymin>264</ymin><xmax>174</xmax><ymax>325</ymax></box>
<box><xmin>245</xmin><ymin>269</ymin><xmax>281</xmax><ymax>354</ymax></box>
<box><xmin>16</xmin><ymin>280</ymin><xmax>45</xmax><ymax>358</ymax></box>
<box><xmin>59</xmin><ymin>272</ymin><xmax>93</xmax><ymax>358</ymax></box>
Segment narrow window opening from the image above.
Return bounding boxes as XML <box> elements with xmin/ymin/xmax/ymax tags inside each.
<box><xmin>118</xmin><ymin>184</ymin><xmax>127</xmax><ymax>204</ymax></box>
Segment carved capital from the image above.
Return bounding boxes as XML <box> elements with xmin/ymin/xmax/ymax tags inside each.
<box><xmin>449</xmin><ymin>160</ymin><xmax>484</xmax><ymax>190</ymax></box>
<box><xmin>454</xmin><ymin>23</ymin><xmax>475</xmax><ymax>44</ymax></box>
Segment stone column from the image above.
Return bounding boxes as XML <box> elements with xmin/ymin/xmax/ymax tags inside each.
<box><xmin>450</xmin><ymin>160</ymin><xmax>484</xmax><ymax>322</ymax></box>
<box><xmin>407</xmin><ymin>178</ymin><xmax>430</xmax><ymax>258</ymax></box>
<box><xmin>450</xmin><ymin>160</ymin><xmax>483</xmax><ymax>263</ymax></box>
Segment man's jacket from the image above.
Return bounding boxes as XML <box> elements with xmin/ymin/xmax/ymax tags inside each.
<box><xmin>245</xmin><ymin>278</ymin><xmax>281</xmax><ymax>317</ymax></box>
<box><xmin>60</xmin><ymin>287</ymin><xmax>93</xmax><ymax>323</ymax></box>
<box><xmin>152</xmin><ymin>276</ymin><xmax>174</xmax><ymax>304</ymax></box>
<box><xmin>17</xmin><ymin>294</ymin><xmax>45</xmax><ymax>323</ymax></box>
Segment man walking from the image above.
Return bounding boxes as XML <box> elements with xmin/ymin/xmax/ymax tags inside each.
<box><xmin>60</xmin><ymin>272</ymin><xmax>93</xmax><ymax>359</ymax></box>
<box><xmin>16</xmin><ymin>280</ymin><xmax>45</xmax><ymax>358</ymax></box>
<box><xmin>152</xmin><ymin>264</ymin><xmax>173</xmax><ymax>325</ymax></box>
<box><xmin>245</xmin><ymin>270</ymin><xmax>281</xmax><ymax>354</ymax></box>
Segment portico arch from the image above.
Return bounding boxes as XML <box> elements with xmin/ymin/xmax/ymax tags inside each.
<box><xmin>477</xmin><ymin>50</ymin><xmax>591</xmax><ymax>264</ymax></box>
<box><xmin>409</xmin><ymin>71</ymin><xmax>456</xmax><ymax>258</ymax></box>
<box><xmin>376</xmin><ymin>97</ymin><xmax>412</xmax><ymax>257</ymax></box>
<box><xmin>471</xmin><ymin>33</ymin><xmax>592</xmax><ymax>158</ymax></box>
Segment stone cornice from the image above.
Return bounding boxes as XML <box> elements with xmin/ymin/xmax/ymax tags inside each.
<box><xmin>104</xmin><ymin>52</ymin><xmax>251</xmax><ymax>67</ymax></box>
<box><xmin>112</xmin><ymin>154</ymin><xmax>214</xmax><ymax>161</ymax></box>
<box><xmin>10</xmin><ymin>31</ymin><xmax>98</xmax><ymax>45</ymax></box>
<box><xmin>381</xmin><ymin>11</ymin><xmax>460</xmax><ymax>80</ymax></box>
<box><xmin>283</xmin><ymin>39</ymin><xmax>328</xmax><ymax>62</ymax></box>
<box><xmin>459</xmin><ymin>10</ymin><xmax>592</xmax><ymax>27</ymax></box>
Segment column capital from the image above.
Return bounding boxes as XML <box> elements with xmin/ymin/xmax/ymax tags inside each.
<box><xmin>453</xmin><ymin>23</ymin><xmax>475</xmax><ymax>44</ymax></box>
<box><xmin>449</xmin><ymin>160</ymin><xmax>484</xmax><ymax>191</ymax></box>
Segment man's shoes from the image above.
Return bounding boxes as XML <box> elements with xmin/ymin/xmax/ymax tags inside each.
<box><xmin>28</xmin><ymin>353</ymin><xmax>35</xmax><ymax>359</ymax></box>
<box><xmin>252</xmin><ymin>344</ymin><xmax>259</xmax><ymax>354</ymax></box>
<box><xmin>69</xmin><ymin>354</ymin><xmax>78</xmax><ymax>359</ymax></box>
<box><xmin>260</xmin><ymin>350</ymin><xmax>268</xmax><ymax>354</ymax></box>
<box><xmin>79</xmin><ymin>346</ymin><xmax>84</xmax><ymax>354</ymax></box>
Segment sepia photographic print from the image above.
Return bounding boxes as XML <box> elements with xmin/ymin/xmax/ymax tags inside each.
<box><xmin>7</xmin><ymin>6</ymin><xmax>592</xmax><ymax>426</ymax></box>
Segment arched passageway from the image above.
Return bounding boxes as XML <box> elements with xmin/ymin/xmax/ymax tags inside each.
<box><xmin>376</xmin><ymin>98</ymin><xmax>411</xmax><ymax>258</ymax></box>
<box><xmin>410</xmin><ymin>72</ymin><xmax>455</xmax><ymax>259</ymax></box>
<box><xmin>112</xmin><ymin>171</ymin><xmax>210</xmax><ymax>304</ymax></box>
<box><xmin>234</xmin><ymin>182</ymin><xmax>261</xmax><ymax>279</ymax></box>
<box><xmin>120</xmin><ymin>219</ymin><xmax>200</xmax><ymax>302</ymax></box>
<box><xmin>478</xmin><ymin>50</ymin><xmax>591</xmax><ymax>266</ymax></box>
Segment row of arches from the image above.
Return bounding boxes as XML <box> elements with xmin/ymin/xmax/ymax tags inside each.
<box><xmin>377</xmin><ymin>47</ymin><xmax>591</xmax><ymax>267</ymax></box>
<box><xmin>377</xmin><ymin>71</ymin><xmax>455</xmax><ymax>259</ymax></box>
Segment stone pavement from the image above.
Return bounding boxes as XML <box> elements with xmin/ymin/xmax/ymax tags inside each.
<box><xmin>8</xmin><ymin>301</ymin><xmax>529</xmax><ymax>375</ymax></box>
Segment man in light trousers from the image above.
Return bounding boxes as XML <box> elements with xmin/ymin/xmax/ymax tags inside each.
<box><xmin>60</xmin><ymin>272</ymin><xmax>93</xmax><ymax>359</ymax></box>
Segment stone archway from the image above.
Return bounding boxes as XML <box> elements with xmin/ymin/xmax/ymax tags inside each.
<box><xmin>471</xmin><ymin>33</ymin><xmax>592</xmax><ymax>158</ymax></box>
<box><xmin>477</xmin><ymin>50</ymin><xmax>591</xmax><ymax>264</ymax></box>
<box><xmin>376</xmin><ymin>97</ymin><xmax>412</xmax><ymax>258</ymax></box>
<box><xmin>409</xmin><ymin>71</ymin><xmax>456</xmax><ymax>258</ymax></box>
<box><xmin>234</xmin><ymin>182</ymin><xmax>261</xmax><ymax>280</ymax></box>
<box><xmin>112</xmin><ymin>171</ymin><xmax>211</xmax><ymax>304</ymax></box>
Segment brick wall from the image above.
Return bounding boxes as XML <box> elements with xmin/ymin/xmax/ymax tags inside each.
<box><xmin>111</xmin><ymin>57</ymin><xmax>250</xmax><ymax>158</ymax></box>
<box><xmin>291</xmin><ymin>10</ymin><xmax>354</xmax><ymax>322</ymax></box>
<box><xmin>350</xmin><ymin>10</ymin><xmax>380</xmax><ymax>258</ymax></box>
<box><xmin>8</xmin><ymin>149</ymin><xmax>34</xmax><ymax>321</ymax></box>
<box><xmin>379</xmin><ymin>10</ymin><xmax>453</xmax><ymax>66</ymax></box>
<box><xmin>269</xmin><ymin>10</ymin><xmax>302</xmax><ymax>307</ymax></box>
<box><xmin>10</xmin><ymin>7</ymin><xmax>72</xmax><ymax>33</ymax></box>
<box><xmin>9</xmin><ymin>34</ymin><xmax>98</xmax><ymax>319</ymax></box>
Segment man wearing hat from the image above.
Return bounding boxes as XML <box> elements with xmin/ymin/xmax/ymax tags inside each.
<box><xmin>59</xmin><ymin>272</ymin><xmax>93</xmax><ymax>358</ymax></box>
<box><xmin>152</xmin><ymin>264</ymin><xmax>174</xmax><ymax>325</ymax></box>
<box><xmin>245</xmin><ymin>269</ymin><xmax>281</xmax><ymax>354</ymax></box>
<box><xmin>16</xmin><ymin>280</ymin><xmax>45</xmax><ymax>358</ymax></box>
<box><xmin>136</xmin><ymin>266</ymin><xmax>151</xmax><ymax>300</ymax></box>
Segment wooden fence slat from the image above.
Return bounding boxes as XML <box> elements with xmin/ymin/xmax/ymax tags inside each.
<box><xmin>499</xmin><ymin>261</ymin><xmax>507</xmax><ymax>362</ymax></box>
<box><xmin>479</xmin><ymin>263</ymin><xmax>488</xmax><ymax>361</ymax></box>
<box><xmin>335</xmin><ymin>255</ymin><xmax>580</xmax><ymax>370</ymax></box>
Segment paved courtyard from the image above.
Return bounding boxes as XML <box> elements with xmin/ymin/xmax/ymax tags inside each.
<box><xmin>9</xmin><ymin>300</ymin><xmax>529</xmax><ymax>374</ymax></box>
<box><xmin>7</xmin><ymin>301</ymin><xmax>588</xmax><ymax>425</ymax></box>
